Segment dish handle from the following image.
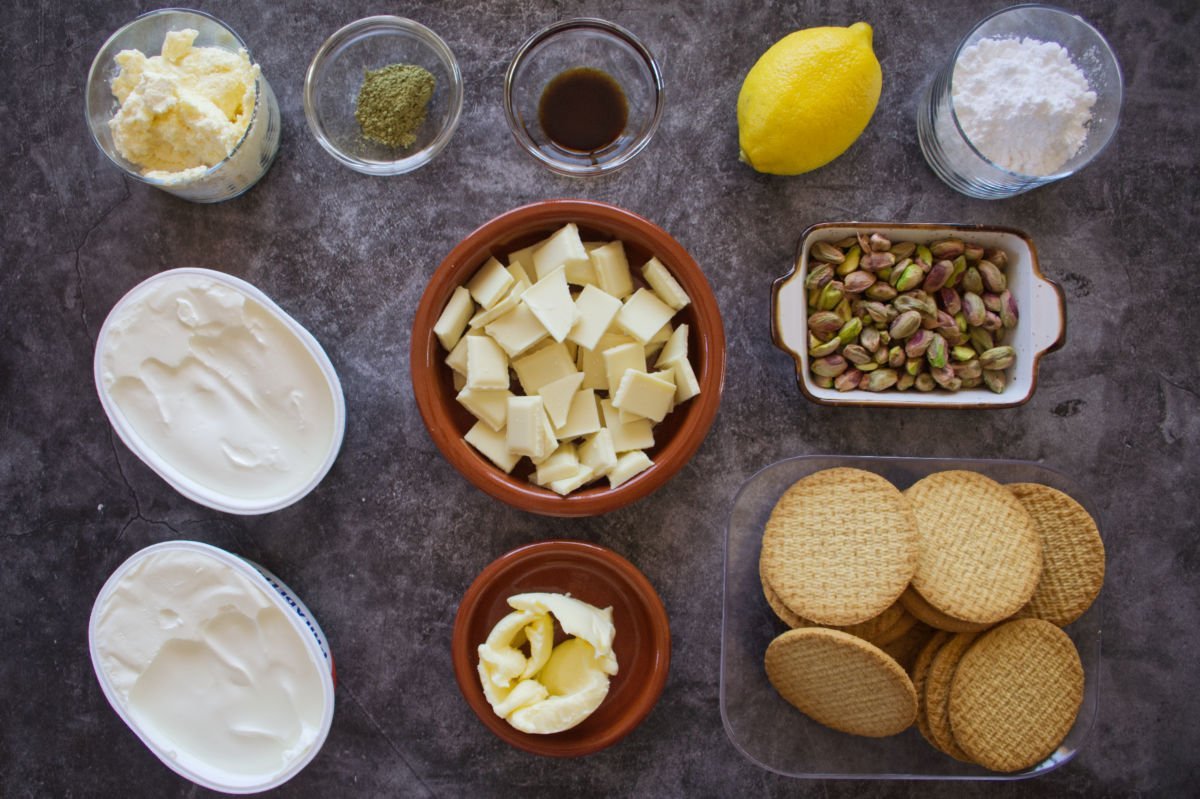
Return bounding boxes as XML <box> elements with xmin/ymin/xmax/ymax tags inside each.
<box><xmin>770</xmin><ymin>265</ymin><xmax>808</xmax><ymax>375</ymax></box>
<box><xmin>1030</xmin><ymin>273</ymin><xmax>1067</xmax><ymax>356</ymax></box>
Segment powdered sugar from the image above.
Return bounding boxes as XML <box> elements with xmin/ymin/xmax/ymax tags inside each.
<box><xmin>952</xmin><ymin>37</ymin><xmax>1096</xmax><ymax>176</ymax></box>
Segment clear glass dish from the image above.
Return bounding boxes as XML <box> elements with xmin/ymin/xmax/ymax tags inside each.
<box><xmin>504</xmin><ymin>18</ymin><xmax>664</xmax><ymax>176</ymax></box>
<box><xmin>304</xmin><ymin>16</ymin><xmax>463</xmax><ymax>175</ymax></box>
<box><xmin>721</xmin><ymin>455</ymin><xmax>1101</xmax><ymax>780</ymax></box>
<box><xmin>85</xmin><ymin>8</ymin><xmax>281</xmax><ymax>203</ymax></box>
<box><xmin>916</xmin><ymin>4</ymin><xmax>1122</xmax><ymax>199</ymax></box>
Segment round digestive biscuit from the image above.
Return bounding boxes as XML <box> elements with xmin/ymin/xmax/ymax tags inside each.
<box><xmin>949</xmin><ymin>618</ymin><xmax>1084</xmax><ymax>773</ymax></box>
<box><xmin>900</xmin><ymin>586</ymin><xmax>994</xmax><ymax>634</ymax></box>
<box><xmin>905</xmin><ymin>471</ymin><xmax>1041</xmax><ymax>624</ymax></box>
<box><xmin>765</xmin><ymin>627</ymin><xmax>917</xmax><ymax>737</ymax></box>
<box><xmin>923</xmin><ymin>633</ymin><xmax>979</xmax><ymax>763</ymax></box>
<box><xmin>911</xmin><ymin>631</ymin><xmax>951</xmax><ymax>742</ymax></box>
<box><xmin>835</xmin><ymin>599</ymin><xmax>908</xmax><ymax>645</ymax></box>
<box><xmin>761</xmin><ymin>468</ymin><xmax>918</xmax><ymax>626</ymax></box>
<box><xmin>1008</xmin><ymin>483</ymin><xmax>1105</xmax><ymax>626</ymax></box>
<box><xmin>759</xmin><ymin>555</ymin><xmax>810</xmax><ymax>628</ymax></box>
<box><xmin>879</xmin><ymin>621</ymin><xmax>936</xmax><ymax>675</ymax></box>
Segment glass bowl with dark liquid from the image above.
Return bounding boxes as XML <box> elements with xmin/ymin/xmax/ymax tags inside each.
<box><xmin>505</xmin><ymin>18</ymin><xmax>664</xmax><ymax>176</ymax></box>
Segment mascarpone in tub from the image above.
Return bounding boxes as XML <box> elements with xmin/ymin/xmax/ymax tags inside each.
<box><xmin>95</xmin><ymin>269</ymin><xmax>345</xmax><ymax>513</ymax></box>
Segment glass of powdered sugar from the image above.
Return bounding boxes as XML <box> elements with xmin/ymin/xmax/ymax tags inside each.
<box><xmin>917</xmin><ymin>4</ymin><xmax>1122</xmax><ymax>199</ymax></box>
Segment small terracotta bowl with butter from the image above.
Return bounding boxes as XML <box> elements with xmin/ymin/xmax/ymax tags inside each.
<box><xmin>410</xmin><ymin>199</ymin><xmax>725</xmax><ymax>517</ymax></box>
<box><xmin>452</xmin><ymin>540</ymin><xmax>671</xmax><ymax>757</ymax></box>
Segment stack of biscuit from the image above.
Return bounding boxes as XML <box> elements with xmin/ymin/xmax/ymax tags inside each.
<box><xmin>759</xmin><ymin>468</ymin><xmax>1104</xmax><ymax>772</ymax></box>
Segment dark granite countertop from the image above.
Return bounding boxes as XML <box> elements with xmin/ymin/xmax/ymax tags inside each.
<box><xmin>3</xmin><ymin>1</ymin><xmax>1197</xmax><ymax>796</ymax></box>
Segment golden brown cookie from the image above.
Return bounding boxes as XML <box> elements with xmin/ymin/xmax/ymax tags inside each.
<box><xmin>836</xmin><ymin>599</ymin><xmax>908</xmax><ymax>645</ymax></box>
<box><xmin>949</xmin><ymin>619</ymin><xmax>1084</xmax><ymax>772</ymax></box>
<box><xmin>765</xmin><ymin>627</ymin><xmax>917</xmax><ymax>737</ymax></box>
<box><xmin>879</xmin><ymin>620</ymin><xmax>936</xmax><ymax>675</ymax></box>
<box><xmin>923</xmin><ymin>633</ymin><xmax>979</xmax><ymax>763</ymax></box>
<box><xmin>759</xmin><ymin>556</ymin><xmax>810</xmax><ymax>628</ymax></box>
<box><xmin>911</xmin><ymin>631</ymin><xmax>951</xmax><ymax>742</ymax></box>
<box><xmin>762</xmin><ymin>468</ymin><xmax>918</xmax><ymax>626</ymax></box>
<box><xmin>1008</xmin><ymin>483</ymin><xmax>1105</xmax><ymax>627</ymax></box>
<box><xmin>900</xmin><ymin>586</ymin><xmax>994</xmax><ymax>634</ymax></box>
<box><xmin>905</xmin><ymin>471</ymin><xmax>1042</xmax><ymax>624</ymax></box>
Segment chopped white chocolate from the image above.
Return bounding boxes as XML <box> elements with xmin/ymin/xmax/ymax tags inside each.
<box><xmin>508</xmin><ymin>242</ymin><xmax>542</xmax><ymax>272</ymax></box>
<box><xmin>507</xmin><ymin>396</ymin><xmax>548</xmax><ymax>459</ymax></box>
<box><xmin>435</xmin><ymin>286</ymin><xmax>474</xmax><ymax>351</ymax></box>
<box><xmin>579</xmin><ymin>428</ymin><xmax>618</xmax><ymax>479</ymax></box>
<box><xmin>469</xmin><ymin>283</ymin><xmax>524</xmax><ymax>329</ymax></box>
<box><xmin>615</xmin><ymin>288</ymin><xmax>676</xmax><ymax>344</ymax></box>
<box><xmin>535</xmin><ymin>442</ymin><xmax>580</xmax><ymax>485</ymax></box>
<box><xmin>538</xmin><ymin>372</ymin><xmax>585</xmax><ymax>428</ymax></box>
<box><xmin>643</xmin><ymin>322</ymin><xmax>672</xmax><ymax>361</ymax></box>
<box><xmin>452</xmin><ymin>371</ymin><xmax>467</xmax><ymax>392</ymax></box>
<box><xmin>456</xmin><ymin>386</ymin><xmax>513</xmax><ymax>432</ymax></box>
<box><xmin>466</xmin><ymin>257</ymin><xmax>515</xmax><ymax>309</ymax></box>
<box><xmin>608</xmin><ymin>450</ymin><xmax>653</xmax><ymax>488</ymax></box>
<box><xmin>513</xmin><ymin>341</ymin><xmax>576</xmax><ymax>395</ymax></box>
<box><xmin>531</xmin><ymin>404</ymin><xmax>559</xmax><ymax>465</ymax></box>
<box><xmin>533</xmin><ymin>223</ymin><xmax>590</xmax><ymax>282</ymax></box>
<box><xmin>600</xmin><ymin>398</ymin><xmax>654</xmax><ymax>452</ymax></box>
<box><xmin>602</xmin><ymin>343</ymin><xmax>646</xmax><ymax>394</ymax></box>
<box><xmin>590</xmin><ymin>240</ymin><xmax>634</xmax><ymax>299</ymax></box>
<box><xmin>465</xmin><ymin>421</ymin><xmax>520</xmax><ymax>473</ymax></box>
<box><xmin>554</xmin><ymin>389</ymin><xmax>602</xmax><ymax>440</ymax></box>
<box><xmin>655</xmin><ymin>323</ymin><xmax>689</xmax><ymax>368</ymax></box>
<box><xmin>641</xmin><ymin>257</ymin><xmax>691</xmax><ymax>310</ymax></box>
<box><xmin>466</xmin><ymin>335</ymin><xmax>510</xmax><ymax>390</ymax></box>
<box><xmin>671</xmin><ymin>353</ymin><xmax>701</xmax><ymax>403</ymax></box>
<box><xmin>445</xmin><ymin>334</ymin><xmax>471</xmax><ymax>376</ymax></box>
<box><xmin>579</xmin><ymin>332</ymin><xmax>636</xmax><ymax>391</ymax></box>
<box><xmin>548</xmin><ymin>464</ymin><xmax>595</xmax><ymax>496</ymax></box>
<box><xmin>612</xmin><ymin>369</ymin><xmax>676</xmax><ymax>423</ymax></box>
<box><xmin>485</xmin><ymin>302</ymin><xmax>549</xmax><ymax>357</ymax></box>
<box><xmin>521</xmin><ymin>266</ymin><xmax>577</xmax><ymax>342</ymax></box>
<box><xmin>568</xmin><ymin>284</ymin><xmax>623</xmax><ymax>351</ymax></box>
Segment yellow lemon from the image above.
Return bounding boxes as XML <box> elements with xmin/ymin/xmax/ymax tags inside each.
<box><xmin>737</xmin><ymin>22</ymin><xmax>882</xmax><ymax>175</ymax></box>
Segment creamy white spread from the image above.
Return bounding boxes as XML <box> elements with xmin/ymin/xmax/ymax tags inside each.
<box><xmin>98</xmin><ymin>273</ymin><xmax>337</xmax><ymax>503</ymax></box>
<box><xmin>92</xmin><ymin>547</ymin><xmax>327</xmax><ymax>785</ymax></box>
<box><xmin>109</xmin><ymin>29</ymin><xmax>259</xmax><ymax>181</ymax></box>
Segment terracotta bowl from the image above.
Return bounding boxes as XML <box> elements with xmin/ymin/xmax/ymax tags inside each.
<box><xmin>451</xmin><ymin>540</ymin><xmax>671</xmax><ymax>757</ymax></box>
<box><xmin>411</xmin><ymin>199</ymin><xmax>725</xmax><ymax>516</ymax></box>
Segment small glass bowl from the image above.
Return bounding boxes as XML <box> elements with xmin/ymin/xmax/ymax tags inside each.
<box><xmin>85</xmin><ymin>8</ymin><xmax>281</xmax><ymax>203</ymax></box>
<box><xmin>304</xmin><ymin>16</ymin><xmax>463</xmax><ymax>175</ymax></box>
<box><xmin>505</xmin><ymin>18</ymin><xmax>664</xmax><ymax>176</ymax></box>
<box><xmin>917</xmin><ymin>4</ymin><xmax>1122</xmax><ymax>199</ymax></box>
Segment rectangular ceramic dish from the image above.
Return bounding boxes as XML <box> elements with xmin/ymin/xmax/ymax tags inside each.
<box><xmin>720</xmin><ymin>455</ymin><xmax>1101</xmax><ymax>780</ymax></box>
<box><xmin>771</xmin><ymin>223</ymin><xmax>1066</xmax><ymax>408</ymax></box>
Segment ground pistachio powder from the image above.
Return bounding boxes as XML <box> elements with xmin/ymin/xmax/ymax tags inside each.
<box><xmin>354</xmin><ymin>63</ymin><xmax>436</xmax><ymax>149</ymax></box>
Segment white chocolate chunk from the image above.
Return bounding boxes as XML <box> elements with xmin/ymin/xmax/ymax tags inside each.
<box><xmin>456</xmin><ymin>386</ymin><xmax>513</xmax><ymax>432</ymax></box>
<box><xmin>521</xmin><ymin>266</ymin><xmax>577</xmax><ymax>343</ymax></box>
<box><xmin>568</xmin><ymin>285</ymin><xmax>623</xmax><ymax>351</ymax></box>
<box><xmin>513</xmin><ymin>341</ymin><xmax>577</xmax><ymax>395</ymax></box>
<box><xmin>434</xmin><ymin>286</ymin><xmax>474</xmax><ymax>351</ymax></box>
<box><xmin>445</xmin><ymin>334</ymin><xmax>470</xmax><ymax>376</ymax></box>
<box><xmin>452</xmin><ymin>371</ymin><xmax>467</xmax><ymax>391</ymax></box>
<box><xmin>533</xmin><ymin>224</ymin><xmax>590</xmax><ymax>281</ymax></box>
<box><xmin>615</xmin><ymin>288</ymin><xmax>676</xmax><ymax>344</ymax></box>
<box><xmin>579</xmin><ymin>428</ymin><xmax>618</xmax><ymax>479</ymax></box>
<box><xmin>612</xmin><ymin>369</ymin><xmax>676</xmax><ymax>423</ymax></box>
<box><xmin>507</xmin><ymin>396</ymin><xmax>548</xmax><ymax>459</ymax></box>
<box><xmin>465</xmin><ymin>421</ymin><xmax>521</xmax><ymax>473</ymax></box>
<box><xmin>590</xmin><ymin>240</ymin><xmax>634</xmax><ymax>299</ymax></box>
<box><xmin>554</xmin><ymin>389</ymin><xmax>602</xmax><ymax>440</ymax></box>
<box><xmin>602</xmin><ymin>343</ymin><xmax>646</xmax><ymax>394</ymax></box>
<box><xmin>641</xmin><ymin>257</ymin><xmax>691</xmax><ymax>310</ymax></box>
<box><xmin>608</xmin><ymin>450</ymin><xmax>653</xmax><ymax>488</ymax></box>
<box><xmin>535</xmin><ymin>442</ymin><xmax>580</xmax><ymax>485</ymax></box>
<box><xmin>643</xmin><ymin>322</ymin><xmax>672</xmax><ymax>361</ymax></box>
<box><xmin>485</xmin><ymin>302</ymin><xmax>549</xmax><ymax>357</ymax></box>
<box><xmin>467</xmin><ymin>257</ymin><xmax>515</xmax><ymax>309</ymax></box>
<box><xmin>548</xmin><ymin>464</ymin><xmax>595</xmax><ymax>496</ymax></box>
<box><xmin>655</xmin><ymin>323</ymin><xmax>689</xmax><ymax>368</ymax></box>
<box><xmin>600</xmin><ymin>398</ymin><xmax>654</xmax><ymax>452</ymax></box>
<box><xmin>466</xmin><ymin>335</ymin><xmax>510</xmax><ymax>390</ymax></box>
<box><xmin>672</xmin><ymin>354</ymin><xmax>701</xmax><ymax>403</ymax></box>
<box><xmin>531</xmin><ymin>404</ymin><xmax>559</xmax><ymax>464</ymax></box>
<box><xmin>469</xmin><ymin>279</ymin><xmax>525</xmax><ymax>329</ymax></box>
<box><xmin>508</xmin><ymin>242</ymin><xmax>543</xmax><ymax>272</ymax></box>
<box><xmin>579</xmin><ymin>332</ymin><xmax>635</xmax><ymax>391</ymax></box>
<box><xmin>538</xmin><ymin>372</ymin><xmax>585</xmax><ymax>428</ymax></box>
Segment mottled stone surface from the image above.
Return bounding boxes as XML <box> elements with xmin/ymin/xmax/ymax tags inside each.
<box><xmin>2</xmin><ymin>1</ymin><xmax>1197</xmax><ymax>796</ymax></box>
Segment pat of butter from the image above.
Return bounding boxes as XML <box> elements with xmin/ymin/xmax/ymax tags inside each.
<box><xmin>485</xmin><ymin>302</ymin><xmax>549</xmax><ymax>357</ymax></box>
<box><xmin>568</xmin><ymin>284</ymin><xmax>623</xmax><ymax>351</ymax></box>
<box><xmin>538</xmin><ymin>372</ymin><xmax>585</xmax><ymax>428</ymax></box>
<box><xmin>589</xmin><ymin>240</ymin><xmax>634</xmax><ymax>299</ymax></box>
<box><xmin>641</xmin><ymin>256</ymin><xmax>691</xmax><ymax>311</ymax></box>
<box><xmin>602</xmin><ymin>342</ymin><xmax>647</xmax><ymax>394</ymax></box>
<box><xmin>612</xmin><ymin>369</ymin><xmax>676</xmax><ymax>423</ymax></box>
<box><xmin>507</xmin><ymin>640</ymin><xmax>610</xmax><ymax>734</ymax></box>
<box><xmin>434</xmin><ymin>286</ymin><xmax>474</xmax><ymax>351</ymax></box>
<box><xmin>608</xmin><ymin>450</ymin><xmax>653</xmax><ymax>488</ymax></box>
<box><xmin>466</xmin><ymin>335</ymin><xmax>510</xmax><ymax>390</ymax></box>
<box><xmin>479</xmin><ymin>608</ymin><xmax>539</xmax><ymax>687</ymax></box>
<box><xmin>615</xmin><ymin>288</ymin><xmax>676</xmax><ymax>344</ymax></box>
<box><xmin>600</xmin><ymin>398</ymin><xmax>655</xmax><ymax>452</ymax></box>
<box><xmin>579</xmin><ymin>428</ymin><xmax>618</xmax><ymax>478</ymax></box>
<box><xmin>513</xmin><ymin>341</ymin><xmax>576</xmax><ymax>395</ymax></box>
<box><xmin>456</xmin><ymin>386</ymin><xmax>512</xmax><ymax>432</ymax></box>
<box><xmin>521</xmin><ymin>267</ymin><xmax>577</xmax><ymax>343</ymax></box>
<box><xmin>507</xmin><ymin>593</ymin><xmax>617</xmax><ymax>670</ymax></box>
<box><xmin>464</xmin><ymin>421</ymin><xmax>520</xmax><ymax>473</ymax></box>
<box><xmin>466</xmin><ymin>257</ymin><xmax>515</xmax><ymax>309</ymax></box>
<box><xmin>655</xmin><ymin>323</ymin><xmax>689</xmax><ymax>368</ymax></box>
<box><xmin>507</xmin><ymin>396</ymin><xmax>549</xmax><ymax>459</ymax></box>
<box><xmin>553</xmin><ymin>389</ymin><xmax>602</xmax><ymax>440</ymax></box>
<box><xmin>533</xmin><ymin>223</ymin><xmax>590</xmax><ymax>282</ymax></box>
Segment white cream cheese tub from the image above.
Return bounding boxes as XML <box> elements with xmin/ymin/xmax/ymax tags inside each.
<box><xmin>95</xmin><ymin>268</ymin><xmax>346</xmax><ymax>514</ymax></box>
<box><xmin>89</xmin><ymin>541</ymin><xmax>336</xmax><ymax>793</ymax></box>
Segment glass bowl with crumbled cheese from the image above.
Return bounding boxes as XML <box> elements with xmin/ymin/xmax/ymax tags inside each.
<box><xmin>917</xmin><ymin>4</ymin><xmax>1122</xmax><ymax>199</ymax></box>
<box><xmin>304</xmin><ymin>16</ymin><xmax>463</xmax><ymax>175</ymax></box>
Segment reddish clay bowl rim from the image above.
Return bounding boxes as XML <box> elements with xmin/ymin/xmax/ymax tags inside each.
<box><xmin>410</xmin><ymin>199</ymin><xmax>726</xmax><ymax>516</ymax></box>
<box><xmin>451</xmin><ymin>540</ymin><xmax>671</xmax><ymax>757</ymax></box>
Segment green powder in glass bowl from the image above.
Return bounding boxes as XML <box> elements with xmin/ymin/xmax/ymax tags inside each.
<box><xmin>354</xmin><ymin>63</ymin><xmax>436</xmax><ymax>149</ymax></box>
